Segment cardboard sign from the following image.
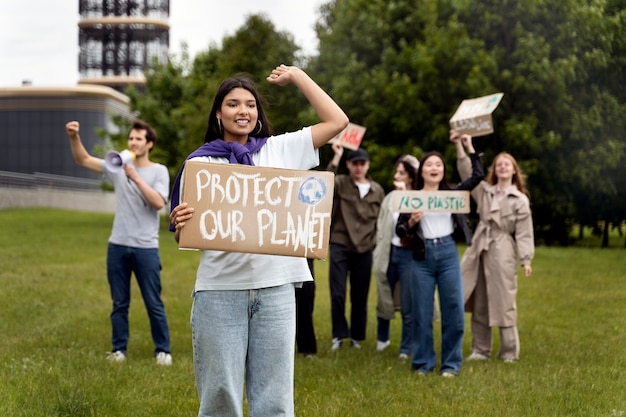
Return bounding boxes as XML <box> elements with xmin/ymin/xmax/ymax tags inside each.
<box><xmin>329</xmin><ymin>123</ymin><xmax>367</xmax><ymax>150</ymax></box>
<box><xmin>390</xmin><ymin>190</ymin><xmax>471</xmax><ymax>213</ymax></box>
<box><xmin>449</xmin><ymin>93</ymin><xmax>503</xmax><ymax>137</ymax></box>
<box><xmin>179</xmin><ymin>161</ymin><xmax>335</xmax><ymax>259</ymax></box>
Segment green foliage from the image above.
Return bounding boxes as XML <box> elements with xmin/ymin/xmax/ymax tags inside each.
<box><xmin>120</xmin><ymin>15</ymin><xmax>308</xmax><ymax>181</ymax></box>
<box><xmin>102</xmin><ymin>2</ymin><xmax>625</xmax><ymax>246</ymax></box>
<box><xmin>0</xmin><ymin>209</ymin><xmax>624</xmax><ymax>416</ymax></box>
<box><xmin>315</xmin><ymin>0</ymin><xmax>626</xmax><ymax>245</ymax></box>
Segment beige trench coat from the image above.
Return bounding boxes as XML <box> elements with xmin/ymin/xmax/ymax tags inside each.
<box><xmin>457</xmin><ymin>155</ymin><xmax>535</xmax><ymax>327</ymax></box>
<box><xmin>373</xmin><ymin>193</ymin><xmax>396</xmax><ymax>320</ymax></box>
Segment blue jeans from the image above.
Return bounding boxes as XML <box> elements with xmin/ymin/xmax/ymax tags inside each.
<box><xmin>377</xmin><ymin>245</ymin><xmax>413</xmax><ymax>355</ymax></box>
<box><xmin>410</xmin><ymin>235</ymin><xmax>464</xmax><ymax>374</ymax></box>
<box><xmin>191</xmin><ymin>284</ymin><xmax>296</xmax><ymax>417</ymax></box>
<box><xmin>106</xmin><ymin>243</ymin><xmax>170</xmax><ymax>354</ymax></box>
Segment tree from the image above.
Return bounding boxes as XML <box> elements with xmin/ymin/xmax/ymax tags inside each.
<box><xmin>121</xmin><ymin>14</ymin><xmax>307</xmax><ymax>180</ymax></box>
<box><xmin>314</xmin><ymin>0</ymin><xmax>626</xmax><ymax>245</ymax></box>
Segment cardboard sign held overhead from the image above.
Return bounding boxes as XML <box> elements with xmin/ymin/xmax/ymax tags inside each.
<box><xmin>329</xmin><ymin>123</ymin><xmax>367</xmax><ymax>150</ymax></box>
<box><xmin>449</xmin><ymin>93</ymin><xmax>503</xmax><ymax>137</ymax></box>
<box><xmin>390</xmin><ymin>190</ymin><xmax>471</xmax><ymax>213</ymax></box>
<box><xmin>178</xmin><ymin>161</ymin><xmax>335</xmax><ymax>259</ymax></box>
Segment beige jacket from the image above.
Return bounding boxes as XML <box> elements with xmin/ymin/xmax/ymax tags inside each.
<box><xmin>457</xmin><ymin>154</ymin><xmax>535</xmax><ymax>327</ymax></box>
<box><xmin>372</xmin><ymin>193</ymin><xmax>396</xmax><ymax>320</ymax></box>
<box><xmin>327</xmin><ymin>163</ymin><xmax>385</xmax><ymax>253</ymax></box>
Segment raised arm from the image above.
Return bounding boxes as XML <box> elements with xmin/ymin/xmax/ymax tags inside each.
<box><xmin>326</xmin><ymin>140</ymin><xmax>344</xmax><ymax>172</ymax></box>
<box><xmin>65</xmin><ymin>121</ymin><xmax>103</xmax><ymax>173</ymax></box>
<box><xmin>450</xmin><ymin>129</ymin><xmax>472</xmax><ymax>181</ymax></box>
<box><xmin>267</xmin><ymin>65</ymin><xmax>349</xmax><ymax>149</ymax></box>
<box><xmin>455</xmin><ymin>134</ymin><xmax>484</xmax><ymax>191</ymax></box>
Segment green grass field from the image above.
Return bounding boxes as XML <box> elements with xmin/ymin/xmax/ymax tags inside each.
<box><xmin>0</xmin><ymin>208</ymin><xmax>624</xmax><ymax>417</ymax></box>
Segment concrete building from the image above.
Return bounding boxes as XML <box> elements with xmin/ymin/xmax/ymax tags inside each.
<box><xmin>0</xmin><ymin>1</ymin><xmax>171</xmax><ymax>212</ymax></box>
<box><xmin>0</xmin><ymin>84</ymin><xmax>132</xmax><ymax>211</ymax></box>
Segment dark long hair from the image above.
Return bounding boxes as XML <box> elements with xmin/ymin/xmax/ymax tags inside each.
<box><xmin>413</xmin><ymin>151</ymin><xmax>451</xmax><ymax>190</ymax></box>
<box><xmin>395</xmin><ymin>155</ymin><xmax>420</xmax><ymax>190</ymax></box>
<box><xmin>203</xmin><ymin>75</ymin><xmax>271</xmax><ymax>142</ymax></box>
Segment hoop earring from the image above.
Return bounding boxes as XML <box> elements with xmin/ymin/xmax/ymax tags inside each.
<box><xmin>217</xmin><ymin>118</ymin><xmax>223</xmax><ymax>134</ymax></box>
<box><xmin>255</xmin><ymin>120</ymin><xmax>263</xmax><ymax>135</ymax></box>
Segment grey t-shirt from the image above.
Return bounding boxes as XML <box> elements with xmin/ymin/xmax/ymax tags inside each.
<box><xmin>102</xmin><ymin>161</ymin><xmax>170</xmax><ymax>249</ymax></box>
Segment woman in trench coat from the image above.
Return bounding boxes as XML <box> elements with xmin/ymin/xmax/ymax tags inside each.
<box><xmin>451</xmin><ymin>130</ymin><xmax>534</xmax><ymax>363</ymax></box>
<box><xmin>373</xmin><ymin>155</ymin><xmax>420</xmax><ymax>359</ymax></box>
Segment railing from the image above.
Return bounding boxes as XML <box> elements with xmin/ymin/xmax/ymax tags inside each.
<box><xmin>0</xmin><ymin>170</ymin><xmax>103</xmax><ymax>191</ymax></box>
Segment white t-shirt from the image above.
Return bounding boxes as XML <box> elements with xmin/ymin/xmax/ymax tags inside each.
<box><xmin>103</xmin><ymin>161</ymin><xmax>170</xmax><ymax>249</ymax></box>
<box><xmin>180</xmin><ymin>127</ymin><xmax>318</xmax><ymax>291</ymax></box>
<box><xmin>355</xmin><ymin>181</ymin><xmax>371</xmax><ymax>198</ymax></box>
<box><xmin>420</xmin><ymin>212</ymin><xmax>454</xmax><ymax>240</ymax></box>
<box><xmin>390</xmin><ymin>212</ymin><xmax>402</xmax><ymax>247</ymax></box>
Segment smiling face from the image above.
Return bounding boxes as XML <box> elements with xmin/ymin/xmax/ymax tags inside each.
<box><xmin>394</xmin><ymin>163</ymin><xmax>412</xmax><ymax>190</ymax></box>
<box><xmin>493</xmin><ymin>154</ymin><xmax>516</xmax><ymax>182</ymax></box>
<box><xmin>420</xmin><ymin>154</ymin><xmax>445</xmax><ymax>188</ymax></box>
<box><xmin>216</xmin><ymin>87</ymin><xmax>258</xmax><ymax>143</ymax></box>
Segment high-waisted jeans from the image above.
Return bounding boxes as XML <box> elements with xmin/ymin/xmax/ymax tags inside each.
<box><xmin>191</xmin><ymin>284</ymin><xmax>296</xmax><ymax>417</ymax></box>
<box><xmin>377</xmin><ymin>245</ymin><xmax>413</xmax><ymax>355</ymax></box>
<box><xmin>410</xmin><ymin>235</ymin><xmax>464</xmax><ymax>374</ymax></box>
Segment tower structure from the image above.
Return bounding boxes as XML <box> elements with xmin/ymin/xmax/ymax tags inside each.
<box><xmin>78</xmin><ymin>0</ymin><xmax>170</xmax><ymax>92</ymax></box>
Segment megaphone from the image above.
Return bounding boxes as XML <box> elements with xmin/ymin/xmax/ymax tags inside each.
<box><xmin>105</xmin><ymin>149</ymin><xmax>135</xmax><ymax>172</ymax></box>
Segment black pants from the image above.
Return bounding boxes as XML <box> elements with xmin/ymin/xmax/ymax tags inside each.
<box><xmin>295</xmin><ymin>258</ymin><xmax>317</xmax><ymax>354</ymax></box>
<box><xmin>329</xmin><ymin>244</ymin><xmax>373</xmax><ymax>341</ymax></box>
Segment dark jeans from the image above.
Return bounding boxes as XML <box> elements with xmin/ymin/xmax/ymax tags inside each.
<box><xmin>329</xmin><ymin>243</ymin><xmax>373</xmax><ymax>341</ymax></box>
<box><xmin>107</xmin><ymin>243</ymin><xmax>171</xmax><ymax>354</ymax></box>
<box><xmin>376</xmin><ymin>245</ymin><xmax>413</xmax><ymax>355</ymax></box>
<box><xmin>295</xmin><ymin>258</ymin><xmax>317</xmax><ymax>354</ymax></box>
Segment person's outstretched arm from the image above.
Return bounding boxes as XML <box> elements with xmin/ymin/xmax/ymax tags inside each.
<box><xmin>450</xmin><ymin>129</ymin><xmax>472</xmax><ymax>180</ymax></box>
<box><xmin>65</xmin><ymin>121</ymin><xmax>103</xmax><ymax>173</ymax></box>
<box><xmin>267</xmin><ymin>64</ymin><xmax>349</xmax><ymax>149</ymax></box>
<box><xmin>326</xmin><ymin>141</ymin><xmax>344</xmax><ymax>172</ymax></box>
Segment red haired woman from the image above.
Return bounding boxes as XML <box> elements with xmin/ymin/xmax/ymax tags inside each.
<box><xmin>452</xmin><ymin>130</ymin><xmax>535</xmax><ymax>363</ymax></box>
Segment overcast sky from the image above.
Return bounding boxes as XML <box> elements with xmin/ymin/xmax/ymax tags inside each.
<box><xmin>0</xmin><ymin>0</ymin><xmax>324</xmax><ymax>87</ymax></box>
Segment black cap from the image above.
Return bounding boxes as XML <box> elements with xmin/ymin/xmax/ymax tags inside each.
<box><xmin>347</xmin><ymin>148</ymin><xmax>369</xmax><ymax>162</ymax></box>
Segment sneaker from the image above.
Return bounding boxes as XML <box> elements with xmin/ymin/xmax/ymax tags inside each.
<box><xmin>398</xmin><ymin>353</ymin><xmax>409</xmax><ymax>361</ymax></box>
<box><xmin>350</xmin><ymin>339</ymin><xmax>362</xmax><ymax>349</ymax></box>
<box><xmin>466</xmin><ymin>352</ymin><xmax>489</xmax><ymax>361</ymax></box>
<box><xmin>155</xmin><ymin>352</ymin><xmax>172</xmax><ymax>366</ymax></box>
<box><xmin>331</xmin><ymin>338</ymin><xmax>343</xmax><ymax>351</ymax></box>
<box><xmin>376</xmin><ymin>340</ymin><xmax>391</xmax><ymax>352</ymax></box>
<box><xmin>502</xmin><ymin>357</ymin><xmax>518</xmax><ymax>363</ymax></box>
<box><xmin>107</xmin><ymin>351</ymin><xmax>126</xmax><ymax>363</ymax></box>
<box><xmin>441</xmin><ymin>371</ymin><xmax>457</xmax><ymax>378</ymax></box>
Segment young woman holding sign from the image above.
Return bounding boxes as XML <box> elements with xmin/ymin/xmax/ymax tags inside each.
<box><xmin>451</xmin><ymin>130</ymin><xmax>534</xmax><ymax>363</ymax></box>
<box><xmin>396</xmin><ymin>134</ymin><xmax>483</xmax><ymax>377</ymax></box>
<box><xmin>169</xmin><ymin>65</ymin><xmax>348</xmax><ymax>417</ymax></box>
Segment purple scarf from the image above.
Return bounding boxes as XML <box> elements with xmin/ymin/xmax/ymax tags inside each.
<box><xmin>169</xmin><ymin>137</ymin><xmax>268</xmax><ymax>231</ymax></box>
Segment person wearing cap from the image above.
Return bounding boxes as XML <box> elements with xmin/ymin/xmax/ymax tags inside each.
<box><xmin>326</xmin><ymin>141</ymin><xmax>384</xmax><ymax>350</ymax></box>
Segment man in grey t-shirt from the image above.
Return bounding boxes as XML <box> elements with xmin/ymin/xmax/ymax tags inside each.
<box><xmin>65</xmin><ymin>119</ymin><xmax>172</xmax><ymax>365</ymax></box>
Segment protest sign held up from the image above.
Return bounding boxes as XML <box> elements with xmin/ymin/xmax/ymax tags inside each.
<box><xmin>329</xmin><ymin>123</ymin><xmax>367</xmax><ymax>150</ymax></box>
<box><xmin>179</xmin><ymin>161</ymin><xmax>335</xmax><ymax>259</ymax></box>
<box><xmin>449</xmin><ymin>93</ymin><xmax>503</xmax><ymax>137</ymax></box>
<box><xmin>390</xmin><ymin>190</ymin><xmax>471</xmax><ymax>213</ymax></box>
